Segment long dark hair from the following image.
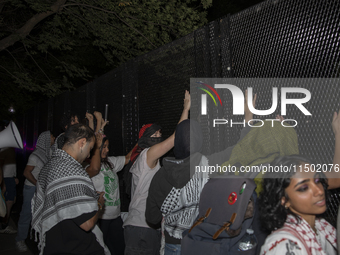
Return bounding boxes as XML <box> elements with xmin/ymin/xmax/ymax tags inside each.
<box><xmin>258</xmin><ymin>155</ymin><xmax>329</xmax><ymax>232</ymax></box>
<box><xmin>100</xmin><ymin>137</ymin><xmax>114</xmax><ymax>170</ymax></box>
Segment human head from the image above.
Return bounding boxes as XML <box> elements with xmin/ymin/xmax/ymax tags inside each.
<box><xmin>60</xmin><ymin>112</ymin><xmax>80</xmax><ymax>131</ymax></box>
<box><xmin>259</xmin><ymin>155</ymin><xmax>328</xmax><ymax>232</ymax></box>
<box><xmin>174</xmin><ymin>119</ymin><xmax>203</xmax><ymax>159</ymax></box>
<box><xmin>101</xmin><ymin>137</ymin><xmax>109</xmax><ymax>159</ymax></box>
<box><xmin>137</xmin><ymin>123</ymin><xmax>163</xmax><ymax>149</ymax></box>
<box><xmin>63</xmin><ymin>123</ymin><xmax>95</xmax><ymax>163</ymax></box>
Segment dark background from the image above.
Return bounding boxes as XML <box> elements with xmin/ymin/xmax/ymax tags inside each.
<box><xmin>14</xmin><ymin>0</ymin><xmax>340</xmax><ymax>225</ymax></box>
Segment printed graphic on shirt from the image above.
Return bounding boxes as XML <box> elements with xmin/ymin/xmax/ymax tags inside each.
<box><xmin>102</xmin><ymin>166</ymin><xmax>120</xmax><ymax>207</ymax></box>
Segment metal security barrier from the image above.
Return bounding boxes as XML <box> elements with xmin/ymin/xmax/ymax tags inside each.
<box><xmin>17</xmin><ymin>0</ymin><xmax>340</xmax><ymax>225</ymax></box>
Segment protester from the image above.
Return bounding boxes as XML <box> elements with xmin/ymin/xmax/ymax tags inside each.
<box><xmin>123</xmin><ymin>91</ymin><xmax>190</xmax><ymax>255</ymax></box>
<box><xmin>0</xmin><ymin>147</ymin><xmax>19</xmax><ymax>234</ymax></box>
<box><xmin>88</xmin><ymin>111</ymin><xmax>133</xmax><ymax>254</ymax></box>
<box><xmin>145</xmin><ymin>91</ymin><xmax>255</xmax><ymax>255</ymax></box>
<box><xmin>15</xmin><ymin>131</ymin><xmax>55</xmax><ymax>252</ymax></box>
<box><xmin>31</xmin><ymin>123</ymin><xmax>108</xmax><ymax>255</ymax></box>
<box><xmin>51</xmin><ymin>112</ymin><xmax>80</xmax><ymax>152</ymax></box>
<box><xmin>259</xmin><ymin>155</ymin><xmax>336</xmax><ymax>255</ymax></box>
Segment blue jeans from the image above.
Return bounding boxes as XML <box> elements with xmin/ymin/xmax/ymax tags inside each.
<box><xmin>164</xmin><ymin>243</ymin><xmax>181</xmax><ymax>255</ymax></box>
<box><xmin>15</xmin><ymin>185</ymin><xmax>36</xmax><ymax>242</ymax></box>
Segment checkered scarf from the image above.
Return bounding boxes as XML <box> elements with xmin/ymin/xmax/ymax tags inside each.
<box><xmin>31</xmin><ymin>131</ymin><xmax>51</xmax><ymax>166</ymax></box>
<box><xmin>31</xmin><ymin>149</ymin><xmax>105</xmax><ymax>254</ymax></box>
<box><xmin>283</xmin><ymin>214</ymin><xmax>337</xmax><ymax>254</ymax></box>
<box><xmin>51</xmin><ymin>133</ymin><xmax>65</xmax><ymax>152</ymax></box>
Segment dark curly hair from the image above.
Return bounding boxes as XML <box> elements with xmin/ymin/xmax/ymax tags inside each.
<box><xmin>258</xmin><ymin>155</ymin><xmax>328</xmax><ymax>232</ymax></box>
<box><xmin>100</xmin><ymin>136</ymin><xmax>114</xmax><ymax>170</ymax></box>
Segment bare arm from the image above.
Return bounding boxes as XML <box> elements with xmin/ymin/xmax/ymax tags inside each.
<box><xmin>327</xmin><ymin>110</ymin><xmax>340</xmax><ymax>189</ymax></box>
<box><xmin>86</xmin><ymin>133</ymin><xmax>103</xmax><ymax>178</ymax></box>
<box><xmin>85</xmin><ymin>112</ymin><xmax>94</xmax><ymax>130</ymax></box>
<box><xmin>147</xmin><ymin>91</ymin><xmax>191</xmax><ymax>168</ymax></box>
<box><xmin>23</xmin><ymin>165</ymin><xmax>36</xmax><ymax>186</ymax></box>
<box><xmin>93</xmin><ymin>111</ymin><xmax>103</xmax><ymax>133</ymax></box>
<box><xmin>79</xmin><ymin>192</ymin><xmax>104</xmax><ymax>231</ymax></box>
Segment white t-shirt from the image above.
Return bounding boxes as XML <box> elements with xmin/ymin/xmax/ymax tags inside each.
<box><xmin>123</xmin><ymin>148</ymin><xmax>161</xmax><ymax>228</ymax></box>
<box><xmin>25</xmin><ymin>149</ymin><xmax>52</xmax><ymax>186</ymax></box>
<box><xmin>0</xmin><ymin>147</ymin><xmax>16</xmax><ymax>178</ymax></box>
<box><xmin>25</xmin><ymin>154</ymin><xmax>42</xmax><ymax>186</ymax></box>
<box><xmin>91</xmin><ymin>156</ymin><xmax>125</xmax><ymax>220</ymax></box>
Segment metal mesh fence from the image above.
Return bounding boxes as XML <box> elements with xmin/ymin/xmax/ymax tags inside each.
<box><xmin>16</xmin><ymin>0</ymin><xmax>340</xmax><ymax>225</ymax></box>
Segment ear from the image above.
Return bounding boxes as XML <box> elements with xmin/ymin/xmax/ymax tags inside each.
<box><xmin>78</xmin><ymin>138</ymin><xmax>87</xmax><ymax>148</ymax></box>
<box><xmin>281</xmin><ymin>197</ymin><xmax>290</xmax><ymax>209</ymax></box>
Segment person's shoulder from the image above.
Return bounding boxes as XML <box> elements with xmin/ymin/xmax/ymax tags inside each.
<box><xmin>261</xmin><ymin>230</ymin><xmax>305</xmax><ymax>255</ymax></box>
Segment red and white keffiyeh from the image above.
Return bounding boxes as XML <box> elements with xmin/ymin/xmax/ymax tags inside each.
<box><xmin>284</xmin><ymin>214</ymin><xmax>337</xmax><ymax>254</ymax></box>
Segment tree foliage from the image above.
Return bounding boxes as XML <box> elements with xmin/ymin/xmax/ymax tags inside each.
<box><xmin>0</xmin><ymin>0</ymin><xmax>211</xmax><ymax>119</ymax></box>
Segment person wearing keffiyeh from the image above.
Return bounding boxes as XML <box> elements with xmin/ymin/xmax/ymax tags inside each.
<box><xmin>15</xmin><ymin>131</ymin><xmax>54</xmax><ymax>252</ymax></box>
<box><xmin>31</xmin><ymin>123</ymin><xmax>108</xmax><ymax>255</ymax></box>
<box><xmin>259</xmin><ymin>155</ymin><xmax>337</xmax><ymax>255</ymax></box>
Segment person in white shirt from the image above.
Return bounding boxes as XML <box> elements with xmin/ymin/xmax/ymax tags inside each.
<box><xmin>91</xmin><ymin>135</ymin><xmax>134</xmax><ymax>255</ymax></box>
<box><xmin>123</xmin><ymin>90</ymin><xmax>190</xmax><ymax>255</ymax></box>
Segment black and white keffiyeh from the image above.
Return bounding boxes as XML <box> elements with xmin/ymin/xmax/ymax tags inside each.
<box><xmin>31</xmin><ymin>131</ymin><xmax>51</xmax><ymax>166</ymax></box>
<box><xmin>160</xmin><ymin>156</ymin><xmax>209</xmax><ymax>239</ymax></box>
<box><xmin>51</xmin><ymin>133</ymin><xmax>65</xmax><ymax>152</ymax></box>
<box><xmin>31</xmin><ymin>149</ymin><xmax>108</xmax><ymax>255</ymax></box>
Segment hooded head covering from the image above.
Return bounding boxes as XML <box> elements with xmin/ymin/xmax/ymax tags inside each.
<box><xmin>130</xmin><ymin>123</ymin><xmax>163</xmax><ymax>163</ymax></box>
<box><xmin>31</xmin><ymin>131</ymin><xmax>52</xmax><ymax>166</ymax></box>
<box><xmin>174</xmin><ymin>119</ymin><xmax>203</xmax><ymax>159</ymax></box>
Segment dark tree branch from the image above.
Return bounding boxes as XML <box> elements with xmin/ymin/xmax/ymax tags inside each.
<box><xmin>63</xmin><ymin>3</ymin><xmax>156</xmax><ymax>47</ymax></box>
<box><xmin>23</xmin><ymin>43</ymin><xmax>51</xmax><ymax>82</ymax></box>
<box><xmin>0</xmin><ymin>0</ymin><xmax>67</xmax><ymax>52</ymax></box>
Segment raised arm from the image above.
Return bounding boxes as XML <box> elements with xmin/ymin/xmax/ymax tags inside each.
<box><xmin>327</xmin><ymin>110</ymin><xmax>340</xmax><ymax>189</ymax></box>
<box><xmin>86</xmin><ymin>133</ymin><xmax>103</xmax><ymax>178</ymax></box>
<box><xmin>85</xmin><ymin>112</ymin><xmax>94</xmax><ymax>130</ymax></box>
<box><xmin>93</xmin><ymin>111</ymin><xmax>103</xmax><ymax>133</ymax></box>
<box><xmin>146</xmin><ymin>91</ymin><xmax>190</xmax><ymax>169</ymax></box>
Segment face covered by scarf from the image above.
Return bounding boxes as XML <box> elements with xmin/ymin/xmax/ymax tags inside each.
<box><xmin>130</xmin><ymin>123</ymin><xmax>163</xmax><ymax>163</ymax></box>
<box><xmin>173</xmin><ymin>119</ymin><xmax>203</xmax><ymax>159</ymax></box>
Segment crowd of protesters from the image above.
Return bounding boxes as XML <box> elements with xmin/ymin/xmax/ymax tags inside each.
<box><xmin>0</xmin><ymin>90</ymin><xmax>340</xmax><ymax>255</ymax></box>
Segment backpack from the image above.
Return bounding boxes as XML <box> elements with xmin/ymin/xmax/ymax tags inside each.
<box><xmin>181</xmin><ymin>176</ymin><xmax>257</xmax><ymax>255</ymax></box>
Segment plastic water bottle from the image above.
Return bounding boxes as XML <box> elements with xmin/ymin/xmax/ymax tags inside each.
<box><xmin>238</xmin><ymin>229</ymin><xmax>257</xmax><ymax>251</ymax></box>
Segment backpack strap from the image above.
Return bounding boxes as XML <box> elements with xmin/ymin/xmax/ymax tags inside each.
<box><xmin>275</xmin><ymin>226</ymin><xmax>312</xmax><ymax>255</ymax></box>
<box><xmin>213</xmin><ymin>213</ymin><xmax>237</xmax><ymax>239</ymax></box>
<box><xmin>189</xmin><ymin>208</ymin><xmax>212</xmax><ymax>233</ymax></box>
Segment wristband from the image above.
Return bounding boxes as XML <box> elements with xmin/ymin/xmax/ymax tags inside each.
<box><xmin>97</xmin><ymin>202</ymin><xmax>103</xmax><ymax>211</ymax></box>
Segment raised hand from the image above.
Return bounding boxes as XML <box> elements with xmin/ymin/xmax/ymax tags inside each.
<box><xmin>332</xmin><ymin>110</ymin><xmax>340</xmax><ymax>136</ymax></box>
<box><xmin>94</xmin><ymin>111</ymin><xmax>102</xmax><ymax>120</ymax></box>
<box><xmin>184</xmin><ymin>90</ymin><xmax>191</xmax><ymax>111</ymax></box>
<box><xmin>85</xmin><ymin>112</ymin><xmax>94</xmax><ymax>122</ymax></box>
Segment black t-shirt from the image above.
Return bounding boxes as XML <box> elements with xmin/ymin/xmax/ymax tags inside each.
<box><xmin>44</xmin><ymin>211</ymin><xmax>104</xmax><ymax>255</ymax></box>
